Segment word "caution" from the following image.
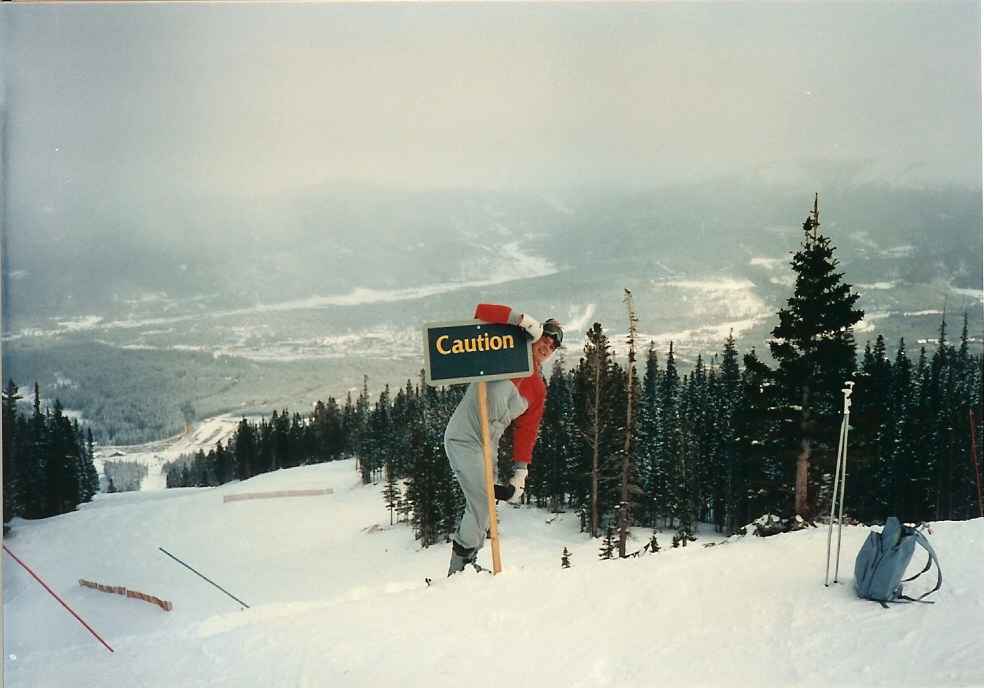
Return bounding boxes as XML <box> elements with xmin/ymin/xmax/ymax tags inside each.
<box><xmin>435</xmin><ymin>333</ymin><xmax>516</xmax><ymax>355</ymax></box>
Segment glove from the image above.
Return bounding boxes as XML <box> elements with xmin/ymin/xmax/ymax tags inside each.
<box><xmin>507</xmin><ymin>464</ymin><xmax>528</xmax><ymax>504</ymax></box>
<box><xmin>517</xmin><ymin>313</ymin><xmax>542</xmax><ymax>342</ymax></box>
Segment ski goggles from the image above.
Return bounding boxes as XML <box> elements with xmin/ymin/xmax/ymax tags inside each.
<box><xmin>542</xmin><ymin>319</ymin><xmax>564</xmax><ymax>349</ymax></box>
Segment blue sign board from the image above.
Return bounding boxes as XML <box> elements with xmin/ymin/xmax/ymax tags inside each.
<box><xmin>422</xmin><ymin>320</ymin><xmax>533</xmax><ymax>386</ymax></box>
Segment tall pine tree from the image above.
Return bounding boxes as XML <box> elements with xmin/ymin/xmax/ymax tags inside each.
<box><xmin>769</xmin><ymin>194</ymin><xmax>863</xmax><ymax>518</ymax></box>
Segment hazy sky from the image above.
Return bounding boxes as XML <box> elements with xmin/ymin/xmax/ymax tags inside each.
<box><xmin>4</xmin><ymin>2</ymin><xmax>982</xmax><ymax>198</ymax></box>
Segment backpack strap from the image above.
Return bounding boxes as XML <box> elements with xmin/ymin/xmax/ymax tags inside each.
<box><xmin>897</xmin><ymin>595</ymin><xmax>936</xmax><ymax>605</ymax></box>
<box><xmin>902</xmin><ymin>530</ymin><xmax>943</xmax><ymax>601</ymax></box>
<box><xmin>900</xmin><ymin>552</ymin><xmax>932</xmax><ymax>583</ymax></box>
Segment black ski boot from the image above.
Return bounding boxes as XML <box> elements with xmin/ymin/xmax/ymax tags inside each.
<box><xmin>493</xmin><ymin>484</ymin><xmax>515</xmax><ymax>502</ymax></box>
<box><xmin>448</xmin><ymin>540</ymin><xmax>477</xmax><ymax>577</ymax></box>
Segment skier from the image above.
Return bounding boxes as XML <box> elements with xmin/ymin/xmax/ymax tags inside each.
<box><xmin>444</xmin><ymin>303</ymin><xmax>564</xmax><ymax>576</ymax></box>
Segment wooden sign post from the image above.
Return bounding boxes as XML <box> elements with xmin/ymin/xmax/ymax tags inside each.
<box><xmin>423</xmin><ymin>320</ymin><xmax>532</xmax><ymax>575</ymax></box>
<box><xmin>477</xmin><ymin>381</ymin><xmax>502</xmax><ymax>574</ymax></box>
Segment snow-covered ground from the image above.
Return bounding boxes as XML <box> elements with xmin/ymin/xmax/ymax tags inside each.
<box><xmin>3</xmin><ymin>459</ymin><xmax>982</xmax><ymax>688</ymax></box>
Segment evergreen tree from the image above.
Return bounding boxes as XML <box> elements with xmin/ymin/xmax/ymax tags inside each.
<box><xmin>951</xmin><ymin>314</ymin><xmax>980</xmax><ymax>519</ymax></box>
<box><xmin>768</xmin><ymin>195</ymin><xmax>863</xmax><ymax>518</ymax></box>
<box><xmin>927</xmin><ymin>316</ymin><xmax>954</xmax><ymax>519</ymax></box>
<box><xmin>317</xmin><ymin>397</ymin><xmax>347</xmax><ymax>461</ymax></box>
<box><xmin>83</xmin><ymin>428</ymin><xmax>100</xmax><ymax>501</ymax></box>
<box><xmin>272</xmin><ymin>408</ymin><xmax>292</xmax><ymax>470</ymax></box>
<box><xmin>911</xmin><ymin>345</ymin><xmax>935</xmax><ymax>516</ymax></box>
<box><xmin>289</xmin><ymin>412</ymin><xmax>306</xmax><ymax>467</ymax></box>
<box><xmin>888</xmin><ymin>339</ymin><xmax>917</xmax><ymax>518</ymax></box>
<box><xmin>673</xmin><ymin>370</ymin><xmax>697</xmax><ymax>538</ymax></box>
<box><xmin>389</xmin><ymin>382</ymin><xmax>418</xmax><ymax>478</ymax></box>
<box><xmin>660</xmin><ymin>342</ymin><xmax>686</xmax><ymax>529</ymax></box>
<box><xmin>402</xmin><ymin>374</ymin><xmax>460</xmax><ymax>547</ymax></box>
<box><xmin>424</xmin><ymin>377</ymin><xmax>463</xmax><ymax>542</ymax></box>
<box><xmin>362</xmin><ymin>386</ymin><xmax>392</xmax><ymax>484</ymax></box>
<box><xmin>235</xmin><ymin>418</ymin><xmax>257</xmax><ymax>481</ymax></box>
<box><xmin>355</xmin><ymin>375</ymin><xmax>371</xmax><ymax>470</ymax></box>
<box><xmin>46</xmin><ymin>400</ymin><xmax>80</xmax><ymax>515</ymax></box>
<box><xmin>638</xmin><ymin>342</ymin><xmax>663</xmax><ymax>528</ymax></box>
<box><xmin>382</xmin><ymin>459</ymin><xmax>401</xmax><ymax>526</ymax></box>
<box><xmin>2</xmin><ymin>379</ymin><xmax>22</xmax><ymax>522</ymax></box>
<box><xmin>718</xmin><ymin>332</ymin><xmax>742</xmax><ymax>533</ymax></box>
<box><xmin>342</xmin><ymin>392</ymin><xmax>357</xmax><ymax>460</ymax></box>
<box><xmin>531</xmin><ymin>355</ymin><xmax>574</xmax><ymax>512</ymax></box>
<box><xmin>617</xmin><ymin>288</ymin><xmax>642</xmax><ymax>557</ymax></box>
<box><xmin>572</xmin><ymin>323</ymin><xmax>616</xmax><ymax>537</ymax></box>
<box><xmin>861</xmin><ymin>335</ymin><xmax>894</xmax><ymax>522</ymax></box>
<box><xmin>73</xmin><ymin>420</ymin><xmax>93</xmax><ymax>503</ymax></box>
<box><xmin>561</xmin><ymin>546</ymin><xmax>572</xmax><ymax>569</ymax></box>
<box><xmin>598</xmin><ymin>524</ymin><xmax>616</xmax><ymax>560</ymax></box>
<box><xmin>25</xmin><ymin>382</ymin><xmax>48</xmax><ymax>518</ymax></box>
<box><xmin>970</xmin><ymin>350</ymin><xmax>984</xmax><ymax>519</ymax></box>
<box><xmin>407</xmin><ymin>422</ymin><xmax>440</xmax><ymax>547</ymax></box>
<box><xmin>258</xmin><ymin>417</ymin><xmax>274</xmax><ymax>475</ymax></box>
<box><xmin>736</xmin><ymin>349</ymin><xmax>787</xmax><ymax>522</ymax></box>
<box><xmin>214</xmin><ymin>441</ymin><xmax>231</xmax><ymax>484</ymax></box>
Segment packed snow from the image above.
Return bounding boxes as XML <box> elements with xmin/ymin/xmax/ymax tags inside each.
<box><xmin>3</xmin><ymin>457</ymin><xmax>982</xmax><ymax>688</ymax></box>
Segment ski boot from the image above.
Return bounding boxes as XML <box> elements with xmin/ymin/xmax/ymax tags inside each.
<box><xmin>448</xmin><ymin>540</ymin><xmax>487</xmax><ymax>576</ymax></box>
<box><xmin>493</xmin><ymin>484</ymin><xmax>515</xmax><ymax>502</ymax></box>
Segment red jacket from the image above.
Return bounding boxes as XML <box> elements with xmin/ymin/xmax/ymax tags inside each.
<box><xmin>473</xmin><ymin>304</ymin><xmax>547</xmax><ymax>464</ymax></box>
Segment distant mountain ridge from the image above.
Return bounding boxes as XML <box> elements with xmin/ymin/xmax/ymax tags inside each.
<box><xmin>3</xmin><ymin>178</ymin><xmax>981</xmax><ymax>444</ymax></box>
<box><xmin>4</xmin><ymin>178</ymin><xmax>981</xmax><ymax>331</ymax></box>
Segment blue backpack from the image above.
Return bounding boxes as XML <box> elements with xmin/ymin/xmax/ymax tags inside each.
<box><xmin>853</xmin><ymin>517</ymin><xmax>942</xmax><ymax>608</ymax></box>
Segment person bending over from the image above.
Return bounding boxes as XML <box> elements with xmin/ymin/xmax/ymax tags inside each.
<box><xmin>443</xmin><ymin>303</ymin><xmax>563</xmax><ymax>576</ymax></box>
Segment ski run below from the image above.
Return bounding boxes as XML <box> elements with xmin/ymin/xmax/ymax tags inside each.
<box><xmin>3</xmin><ymin>459</ymin><xmax>983</xmax><ymax>688</ymax></box>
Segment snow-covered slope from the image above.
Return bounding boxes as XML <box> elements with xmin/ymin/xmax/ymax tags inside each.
<box><xmin>95</xmin><ymin>415</ymin><xmax>257</xmax><ymax>490</ymax></box>
<box><xmin>3</xmin><ymin>460</ymin><xmax>983</xmax><ymax>688</ymax></box>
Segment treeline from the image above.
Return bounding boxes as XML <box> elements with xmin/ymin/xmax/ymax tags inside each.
<box><xmin>371</xmin><ymin>318</ymin><xmax>982</xmax><ymax>546</ymax></box>
<box><xmin>850</xmin><ymin>322</ymin><xmax>983</xmax><ymax>523</ymax></box>
<box><xmin>163</xmin><ymin>376</ymin><xmax>379</xmax><ymax>488</ymax></box>
<box><xmin>2</xmin><ymin>381</ymin><xmax>101</xmax><ymax>523</ymax></box>
<box><xmin>158</xmin><ymin>312</ymin><xmax>982</xmax><ymax>552</ymax></box>
<box><xmin>161</xmin><ymin>374</ymin><xmax>468</xmax><ymax>547</ymax></box>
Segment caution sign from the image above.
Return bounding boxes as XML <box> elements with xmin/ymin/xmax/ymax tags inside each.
<box><xmin>422</xmin><ymin>320</ymin><xmax>532</xmax><ymax>386</ymax></box>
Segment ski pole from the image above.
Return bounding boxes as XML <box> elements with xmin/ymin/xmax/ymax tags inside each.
<box><xmin>833</xmin><ymin>382</ymin><xmax>854</xmax><ymax>583</ymax></box>
<box><xmin>158</xmin><ymin>547</ymin><xmax>250</xmax><ymax>609</ymax></box>
<box><xmin>825</xmin><ymin>410</ymin><xmax>848</xmax><ymax>585</ymax></box>
<box><xmin>825</xmin><ymin>381</ymin><xmax>853</xmax><ymax>586</ymax></box>
<box><xmin>2</xmin><ymin>545</ymin><xmax>114</xmax><ymax>653</ymax></box>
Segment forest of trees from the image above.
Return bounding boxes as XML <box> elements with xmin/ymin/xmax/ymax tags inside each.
<box><xmin>2</xmin><ymin>381</ymin><xmax>101</xmax><ymax>523</ymax></box>
<box><xmin>161</xmin><ymin>198</ymin><xmax>984</xmax><ymax>552</ymax></box>
<box><xmin>157</xmin><ymin>306</ymin><xmax>982</xmax><ymax>552</ymax></box>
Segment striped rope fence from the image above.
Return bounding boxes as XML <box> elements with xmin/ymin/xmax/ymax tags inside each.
<box><xmin>79</xmin><ymin>579</ymin><xmax>173</xmax><ymax>612</ymax></box>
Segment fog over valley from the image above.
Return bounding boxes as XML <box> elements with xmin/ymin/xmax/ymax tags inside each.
<box><xmin>2</xmin><ymin>2</ymin><xmax>981</xmax><ymax>442</ymax></box>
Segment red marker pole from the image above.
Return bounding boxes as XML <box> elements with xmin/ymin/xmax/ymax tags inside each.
<box><xmin>2</xmin><ymin>545</ymin><xmax>114</xmax><ymax>653</ymax></box>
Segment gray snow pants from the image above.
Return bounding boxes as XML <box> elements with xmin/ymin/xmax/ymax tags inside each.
<box><xmin>444</xmin><ymin>380</ymin><xmax>528</xmax><ymax>552</ymax></box>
